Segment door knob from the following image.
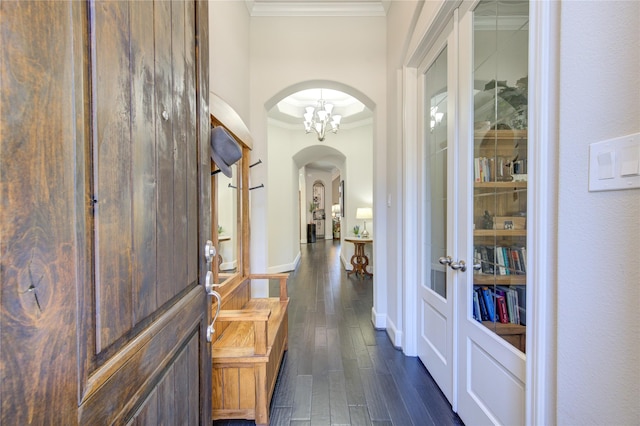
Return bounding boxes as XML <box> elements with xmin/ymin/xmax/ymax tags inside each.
<box><xmin>450</xmin><ymin>260</ymin><xmax>467</xmax><ymax>272</ymax></box>
<box><xmin>439</xmin><ymin>256</ymin><xmax>452</xmax><ymax>265</ymax></box>
<box><xmin>204</xmin><ymin>240</ymin><xmax>216</xmax><ymax>263</ymax></box>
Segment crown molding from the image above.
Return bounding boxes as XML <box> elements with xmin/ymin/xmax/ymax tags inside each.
<box><xmin>245</xmin><ymin>1</ymin><xmax>390</xmax><ymax>17</ymax></box>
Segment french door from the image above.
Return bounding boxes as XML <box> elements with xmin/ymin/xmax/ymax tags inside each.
<box><xmin>417</xmin><ymin>16</ymin><xmax>457</xmax><ymax>405</ymax></box>
<box><xmin>417</xmin><ymin>1</ymin><xmax>530</xmax><ymax>424</ymax></box>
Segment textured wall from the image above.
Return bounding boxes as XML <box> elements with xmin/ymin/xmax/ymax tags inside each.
<box><xmin>557</xmin><ymin>1</ymin><xmax>640</xmax><ymax>424</ymax></box>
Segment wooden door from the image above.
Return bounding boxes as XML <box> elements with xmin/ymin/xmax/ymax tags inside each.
<box><xmin>1</xmin><ymin>1</ymin><xmax>211</xmax><ymax>424</ymax></box>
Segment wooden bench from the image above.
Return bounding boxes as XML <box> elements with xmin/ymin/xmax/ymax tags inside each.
<box><xmin>211</xmin><ymin>273</ymin><xmax>289</xmax><ymax>425</ymax></box>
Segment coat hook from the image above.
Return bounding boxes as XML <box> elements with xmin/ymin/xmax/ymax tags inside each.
<box><xmin>249</xmin><ymin>184</ymin><xmax>264</xmax><ymax>191</ymax></box>
<box><xmin>250</xmin><ymin>159</ymin><xmax>262</xmax><ymax>168</ymax></box>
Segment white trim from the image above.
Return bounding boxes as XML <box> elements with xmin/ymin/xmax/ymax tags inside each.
<box><xmin>526</xmin><ymin>1</ymin><xmax>559</xmax><ymax>425</ymax></box>
<box><xmin>402</xmin><ymin>66</ymin><xmax>419</xmax><ymax>357</ymax></box>
<box><xmin>245</xmin><ymin>1</ymin><xmax>389</xmax><ymax>17</ymax></box>
<box><xmin>449</xmin><ymin>8</ymin><xmax>460</xmax><ymax>411</ymax></box>
<box><xmin>266</xmin><ymin>251</ymin><xmax>301</xmax><ymax>274</ymax></box>
<box><xmin>406</xmin><ymin>0</ymin><xmax>461</xmax><ymax>68</ymax></box>
<box><xmin>371</xmin><ymin>306</ymin><xmax>387</xmax><ymax>329</ymax></box>
<box><xmin>384</xmin><ymin>314</ymin><xmax>403</xmax><ymax>348</ymax></box>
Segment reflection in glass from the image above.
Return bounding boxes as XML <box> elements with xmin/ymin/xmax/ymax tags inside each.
<box><xmin>424</xmin><ymin>46</ymin><xmax>448</xmax><ymax>298</ymax></box>
<box><xmin>217</xmin><ymin>164</ymin><xmax>240</xmax><ymax>281</ymax></box>
<box><xmin>472</xmin><ymin>0</ymin><xmax>528</xmax><ymax>353</ymax></box>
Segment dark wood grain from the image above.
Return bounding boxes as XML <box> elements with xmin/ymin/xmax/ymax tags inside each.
<box><xmin>93</xmin><ymin>0</ymin><xmax>134</xmax><ymax>352</ymax></box>
<box><xmin>155</xmin><ymin>0</ymin><xmax>175</xmax><ymax>307</ymax></box>
<box><xmin>215</xmin><ymin>240</ymin><xmax>464</xmax><ymax>426</ymax></box>
<box><xmin>185</xmin><ymin>0</ymin><xmax>198</xmax><ymax>287</ymax></box>
<box><xmin>2</xmin><ymin>1</ymin><xmax>210</xmax><ymax>424</ymax></box>
<box><xmin>0</xmin><ymin>2</ymin><xmax>81</xmax><ymax>423</ymax></box>
<box><xmin>130</xmin><ymin>0</ymin><xmax>158</xmax><ymax>324</ymax></box>
<box><xmin>171</xmin><ymin>0</ymin><xmax>188</xmax><ymax>293</ymax></box>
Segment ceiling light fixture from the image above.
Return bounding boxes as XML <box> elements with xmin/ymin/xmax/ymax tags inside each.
<box><xmin>303</xmin><ymin>89</ymin><xmax>342</xmax><ymax>142</ymax></box>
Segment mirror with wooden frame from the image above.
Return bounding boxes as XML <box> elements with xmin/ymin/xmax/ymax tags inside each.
<box><xmin>210</xmin><ymin>93</ymin><xmax>253</xmax><ymax>291</ymax></box>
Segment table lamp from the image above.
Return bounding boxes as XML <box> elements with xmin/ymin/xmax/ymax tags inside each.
<box><xmin>356</xmin><ymin>207</ymin><xmax>372</xmax><ymax>238</ymax></box>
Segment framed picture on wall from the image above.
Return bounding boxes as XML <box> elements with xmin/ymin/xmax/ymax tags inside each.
<box><xmin>339</xmin><ymin>180</ymin><xmax>345</xmax><ymax>218</ymax></box>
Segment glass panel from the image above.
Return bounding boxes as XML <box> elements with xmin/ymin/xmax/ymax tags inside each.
<box><xmin>217</xmin><ymin>163</ymin><xmax>241</xmax><ymax>282</ymax></box>
<box><xmin>472</xmin><ymin>0</ymin><xmax>528</xmax><ymax>353</ymax></box>
<box><xmin>424</xmin><ymin>46</ymin><xmax>448</xmax><ymax>298</ymax></box>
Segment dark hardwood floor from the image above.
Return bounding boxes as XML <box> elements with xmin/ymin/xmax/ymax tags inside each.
<box><xmin>214</xmin><ymin>239</ymin><xmax>464</xmax><ymax>426</ymax></box>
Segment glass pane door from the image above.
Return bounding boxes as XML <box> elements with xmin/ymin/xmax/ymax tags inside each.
<box><xmin>418</xmin><ymin>38</ymin><xmax>455</xmax><ymax>402</ymax></box>
<box><xmin>426</xmin><ymin>47</ymin><xmax>449</xmax><ymax>299</ymax></box>
<box><xmin>472</xmin><ymin>0</ymin><xmax>529</xmax><ymax>353</ymax></box>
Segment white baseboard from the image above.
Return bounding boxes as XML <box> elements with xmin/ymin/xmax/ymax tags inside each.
<box><xmin>385</xmin><ymin>316</ymin><xmax>403</xmax><ymax>349</ymax></box>
<box><xmin>340</xmin><ymin>253</ymin><xmax>353</xmax><ymax>270</ymax></box>
<box><xmin>371</xmin><ymin>306</ymin><xmax>386</xmax><ymax>329</ymax></box>
<box><xmin>267</xmin><ymin>252</ymin><xmax>300</xmax><ymax>274</ymax></box>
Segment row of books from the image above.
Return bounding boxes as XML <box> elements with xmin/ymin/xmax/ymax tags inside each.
<box><xmin>473</xmin><ymin>156</ymin><xmax>527</xmax><ymax>182</ymax></box>
<box><xmin>473</xmin><ymin>285</ymin><xmax>525</xmax><ymax>325</ymax></box>
<box><xmin>474</xmin><ymin>245</ymin><xmax>527</xmax><ymax>275</ymax></box>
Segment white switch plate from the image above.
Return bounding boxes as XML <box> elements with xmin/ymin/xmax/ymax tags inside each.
<box><xmin>589</xmin><ymin>132</ymin><xmax>640</xmax><ymax>192</ymax></box>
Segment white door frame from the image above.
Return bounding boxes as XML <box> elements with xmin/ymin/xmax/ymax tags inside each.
<box><xmin>401</xmin><ymin>1</ymin><xmax>559</xmax><ymax>424</ymax></box>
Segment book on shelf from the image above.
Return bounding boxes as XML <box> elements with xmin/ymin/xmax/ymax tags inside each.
<box><xmin>516</xmin><ymin>286</ymin><xmax>526</xmax><ymax>326</ymax></box>
<box><xmin>475</xmin><ymin>287</ymin><xmax>489</xmax><ymax>321</ymax></box>
<box><xmin>473</xmin><ymin>285</ymin><xmax>523</xmax><ymax>325</ymax></box>
<box><xmin>481</xmin><ymin>287</ymin><xmax>496</xmax><ymax>322</ymax></box>
<box><xmin>474</xmin><ymin>156</ymin><xmax>528</xmax><ymax>182</ymax></box>
<box><xmin>495</xmin><ymin>295</ymin><xmax>509</xmax><ymax>323</ymax></box>
<box><xmin>474</xmin><ymin>245</ymin><xmax>527</xmax><ymax>276</ymax></box>
<box><xmin>473</xmin><ymin>291</ymin><xmax>481</xmax><ymax>321</ymax></box>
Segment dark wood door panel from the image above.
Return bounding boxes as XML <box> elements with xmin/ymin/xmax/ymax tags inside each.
<box><xmin>92</xmin><ymin>0</ymin><xmax>135</xmax><ymax>353</ymax></box>
<box><xmin>130</xmin><ymin>0</ymin><xmax>159</xmax><ymax>325</ymax></box>
<box><xmin>1</xmin><ymin>2</ymin><xmax>83</xmax><ymax>424</ymax></box>
<box><xmin>128</xmin><ymin>330</ymin><xmax>200</xmax><ymax>425</ymax></box>
<box><xmin>92</xmin><ymin>0</ymin><xmax>199</xmax><ymax>353</ymax></box>
<box><xmin>2</xmin><ymin>1</ymin><xmax>210</xmax><ymax>424</ymax></box>
<box><xmin>78</xmin><ymin>286</ymin><xmax>204</xmax><ymax>424</ymax></box>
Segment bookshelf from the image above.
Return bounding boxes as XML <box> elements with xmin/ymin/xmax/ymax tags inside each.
<box><xmin>473</xmin><ymin>129</ymin><xmax>527</xmax><ymax>353</ymax></box>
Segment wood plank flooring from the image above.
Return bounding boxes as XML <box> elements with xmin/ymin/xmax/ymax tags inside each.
<box><xmin>214</xmin><ymin>239</ymin><xmax>464</xmax><ymax>426</ymax></box>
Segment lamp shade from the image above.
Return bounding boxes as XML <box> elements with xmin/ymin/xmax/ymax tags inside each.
<box><xmin>356</xmin><ymin>207</ymin><xmax>372</xmax><ymax>220</ymax></box>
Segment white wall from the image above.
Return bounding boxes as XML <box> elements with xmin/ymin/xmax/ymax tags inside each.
<box><xmin>556</xmin><ymin>1</ymin><xmax>640</xmax><ymax>424</ymax></box>
<box><xmin>266</xmin><ymin>120</ymin><xmax>373</xmax><ymax>272</ymax></box>
<box><xmin>209</xmin><ymin>1</ymin><xmax>251</xmax><ymax>124</ymax></box>
<box><xmin>249</xmin><ymin>15</ymin><xmax>386</xmax><ymax>297</ymax></box>
<box><xmin>385</xmin><ymin>0</ymin><xmax>422</xmax><ymax>345</ymax></box>
<box><xmin>266</xmin><ymin>124</ymin><xmax>300</xmax><ymax>272</ymax></box>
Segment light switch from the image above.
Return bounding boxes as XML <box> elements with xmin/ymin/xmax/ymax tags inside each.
<box><xmin>589</xmin><ymin>132</ymin><xmax>640</xmax><ymax>192</ymax></box>
<box><xmin>597</xmin><ymin>151</ymin><xmax>614</xmax><ymax>180</ymax></box>
<box><xmin>620</xmin><ymin>146</ymin><xmax>640</xmax><ymax>177</ymax></box>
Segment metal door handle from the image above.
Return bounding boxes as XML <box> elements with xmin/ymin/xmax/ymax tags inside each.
<box><xmin>439</xmin><ymin>256</ymin><xmax>452</xmax><ymax>265</ymax></box>
<box><xmin>204</xmin><ymin>240</ymin><xmax>216</xmax><ymax>263</ymax></box>
<box><xmin>206</xmin><ymin>289</ymin><xmax>221</xmax><ymax>343</ymax></box>
<box><xmin>450</xmin><ymin>260</ymin><xmax>467</xmax><ymax>272</ymax></box>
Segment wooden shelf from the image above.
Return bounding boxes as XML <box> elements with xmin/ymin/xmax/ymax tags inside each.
<box><xmin>474</xmin><ymin>229</ymin><xmax>526</xmax><ymax>237</ymax></box>
<box><xmin>474</xmin><ymin>274</ymin><xmax>526</xmax><ymax>285</ymax></box>
<box><xmin>474</xmin><ymin>181</ymin><xmax>527</xmax><ymax>189</ymax></box>
<box><xmin>474</xmin><ymin>129</ymin><xmax>528</xmax><ymax>140</ymax></box>
<box><xmin>482</xmin><ymin>321</ymin><xmax>526</xmax><ymax>352</ymax></box>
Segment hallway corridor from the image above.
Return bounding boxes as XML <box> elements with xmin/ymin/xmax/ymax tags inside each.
<box><xmin>215</xmin><ymin>239</ymin><xmax>463</xmax><ymax>426</ymax></box>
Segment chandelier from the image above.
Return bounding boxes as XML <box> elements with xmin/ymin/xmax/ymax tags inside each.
<box><xmin>303</xmin><ymin>90</ymin><xmax>342</xmax><ymax>142</ymax></box>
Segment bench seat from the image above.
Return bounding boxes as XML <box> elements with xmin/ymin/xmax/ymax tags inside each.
<box><xmin>211</xmin><ymin>274</ymin><xmax>289</xmax><ymax>425</ymax></box>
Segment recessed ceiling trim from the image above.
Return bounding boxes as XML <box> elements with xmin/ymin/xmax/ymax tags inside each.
<box><xmin>246</xmin><ymin>1</ymin><xmax>389</xmax><ymax>17</ymax></box>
